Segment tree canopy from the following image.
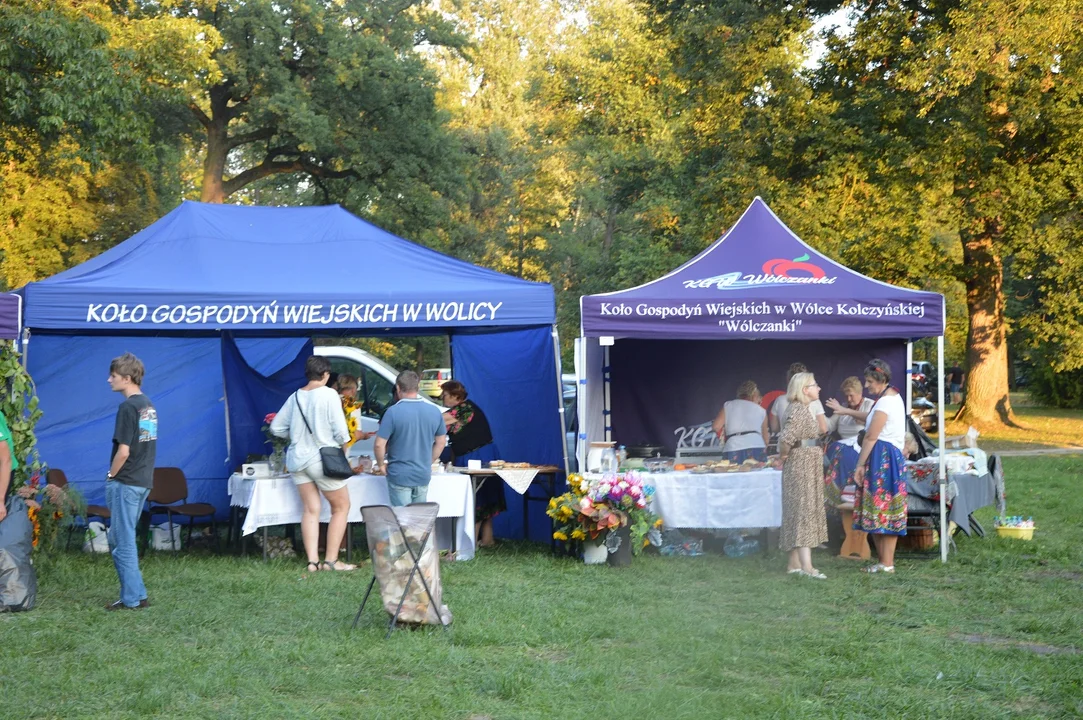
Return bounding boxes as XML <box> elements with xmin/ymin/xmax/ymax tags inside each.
<box><xmin>3</xmin><ymin>0</ymin><xmax>1082</xmax><ymax>419</ymax></box>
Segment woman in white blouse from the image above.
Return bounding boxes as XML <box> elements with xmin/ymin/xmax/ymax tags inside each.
<box><xmin>711</xmin><ymin>380</ymin><xmax>769</xmax><ymax>463</ymax></box>
<box><xmin>822</xmin><ymin>376</ymin><xmax>876</xmax><ymax>504</ymax></box>
<box><xmin>851</xmin><ymin>359</ymin><xmax>909</xmax><ymax>574</ymax></box>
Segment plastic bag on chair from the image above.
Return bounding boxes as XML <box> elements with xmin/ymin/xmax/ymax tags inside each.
<box><xmin>0</xmin><ymin>496</ymin><xmax>38</xmax><ymax>613</ymax></box>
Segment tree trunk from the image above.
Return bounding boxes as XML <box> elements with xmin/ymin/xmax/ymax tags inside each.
<box><xmin>200</xmin><ymin>120</ymin><xmax>228</xmax><ymax>203</ymax></box>
<box><xmin>198</xmin><ymin>84</ymin><xmax>233</xmax><ymax>204</ymax></box>
<box><xmin>955</xmin><ymin>225</ymin><xmax>1016</xmax><ymax>427</ymax></box>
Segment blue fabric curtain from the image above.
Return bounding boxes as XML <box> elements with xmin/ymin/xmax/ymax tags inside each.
<box><xmin>451</xmin><ymin>327</ymin><xmax>564</xmax><ymax>541</ymax></box>
<box><xmin>29</xmin><ymin>335</ymin><xmax>307</xmax><ymax>517</ymax></box>
<box><xmin>222</xmin><ymin>333</ymin><xmax>312</xmax><ymax>473</ymax></box>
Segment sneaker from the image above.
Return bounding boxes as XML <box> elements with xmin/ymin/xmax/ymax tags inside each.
<box><xmin>105</xmin><ymin>599</ymin><xmax>149</xmax><ymax>611</ymax></box>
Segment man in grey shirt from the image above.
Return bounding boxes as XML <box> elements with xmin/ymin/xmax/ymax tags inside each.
<box><xmin>373</xmin><ymin>370</ymin><xmax>447</xmax><ymax>506</ymax></box>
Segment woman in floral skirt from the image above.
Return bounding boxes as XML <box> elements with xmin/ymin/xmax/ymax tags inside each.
<box><xmin>852</xmin><ymin>359</ymin><xmax>908</xmax><ymax>573</ymax></box>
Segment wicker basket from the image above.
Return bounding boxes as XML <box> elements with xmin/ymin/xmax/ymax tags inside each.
<box><xmin>901</xmin><ymin>528</ymin><xmax>937</xmax><ymax>550</ymax></box>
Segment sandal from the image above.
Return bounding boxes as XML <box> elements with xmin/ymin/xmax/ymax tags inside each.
<box><xmin>321</xmin><ymin>559</ymin><xmax>357</xmax><ymax>572</ymax></box>
<box><xmin>800</xmin><ymin>569</ymin><xmax>827</xmax><ymax>579</ymax></box>
<box><xmin>305</xmin><ymin>561</ymin><xmax>321</xmax><ymax>573</ymax></box>
<box><xmin>862</xmin><ymin>563</ymin><xmax>895</xmax><ymax>574</ymax></box>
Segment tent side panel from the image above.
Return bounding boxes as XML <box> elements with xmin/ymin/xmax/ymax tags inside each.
<box><xmin>30</xmin><ymin>335</ymin><xmax>306</xmax><ymax>517</ymax></box>
<box><xmin>451</xmin><ymin>326</ymin><xmax>564</xmax><ymax>542</ymax></box>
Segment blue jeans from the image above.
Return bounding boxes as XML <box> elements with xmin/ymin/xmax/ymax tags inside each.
<box><xmin>387</xmin><ymin>482</ymin><xmax>427</xmax><ymax>507</ymax></box>
<box><xmin>106</xmin><ymin>480</ymin><xmax>151</xmax><ymax>607</ymax></box>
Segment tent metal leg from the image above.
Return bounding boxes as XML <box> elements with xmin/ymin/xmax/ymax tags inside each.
<box><xmin>938</xmin><ymin>335</ymin><xmax>948</xmax><ymax>563</ymax></box>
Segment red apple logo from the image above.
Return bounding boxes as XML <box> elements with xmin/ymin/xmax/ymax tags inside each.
<box><xmin>762</xmin><ymin>253</ymin><xmax>825</xmax><ymax>278</ymax></box>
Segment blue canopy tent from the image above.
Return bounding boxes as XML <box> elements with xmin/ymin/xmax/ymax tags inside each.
<box><xmin>20</xmin><ymin>202</ymin><xmax>565</xmax><ymax>540</ymax></box>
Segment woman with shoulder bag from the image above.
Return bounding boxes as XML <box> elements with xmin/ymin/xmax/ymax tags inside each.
<box><xmin>270</xmin><ymin>355</ymin><xmax>356</xmax><ymax>572</ymax></box>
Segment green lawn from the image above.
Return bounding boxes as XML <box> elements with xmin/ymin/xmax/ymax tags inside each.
<box><xmin>944</xmin><ymin>395</ymin><xmax>1083</xmax><ymax>451</ymax></box>
<box><xmin>3</xmin><ymin>455</ymin><xmax>1082</xmax><ymax>719</ymax></box>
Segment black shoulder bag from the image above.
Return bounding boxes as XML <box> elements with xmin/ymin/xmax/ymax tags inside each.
<box><xmin>293</xmin><ymin>393</ymin><xmax>354</xmax><ymax>479</ymax></box>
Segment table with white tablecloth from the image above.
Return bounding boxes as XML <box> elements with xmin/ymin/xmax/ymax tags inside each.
<box><xmin>643</xmin><ymin>469</ymin><xmax>782</xmax><ymax>529</ymax></box>
<box><xmin>227</xmin><ymin>472</ymin><xmax>475</xmax><ymax>561</ymax></box>
<box><xmin>584</xmin><ymin>469</ymin><xmax>782</xmax><ymax>529</ymax></box>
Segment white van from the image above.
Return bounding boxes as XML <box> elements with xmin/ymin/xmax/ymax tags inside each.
<box><xmin>313</xmin><ymin>346</ymin><xmax>408</xmax><ymax>459</ymax></box>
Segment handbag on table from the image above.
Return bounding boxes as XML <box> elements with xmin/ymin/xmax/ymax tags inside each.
<box><xmin>293</xmin><ymin>394</ymin><xmax>354</xmax><ymax>479</ymax></box>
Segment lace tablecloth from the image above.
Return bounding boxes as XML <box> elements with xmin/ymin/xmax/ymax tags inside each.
<box><xmin>493</xmin><ymin>468</ymin><xmax>538</xmax><ymax>494</ymax></box>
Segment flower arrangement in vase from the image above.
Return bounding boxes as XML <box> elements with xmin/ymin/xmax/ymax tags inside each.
<box><xmin>262</xmin><ymin>413</ymin><xmax>288</xmax><ymax>474</ymax></box>
<box><xmin>547</xmin><ymin>472</ymin><xmax>663</xmax><ymax>560</ymax></box>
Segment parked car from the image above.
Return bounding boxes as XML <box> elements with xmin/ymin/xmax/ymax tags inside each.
<box><xmin>911</xmin><ymin>361</ymin><xmax>938</xmax><ymax>399</ymax></box>
<box><xmin>419</xmin><ymin>368</ymin><xmax>452</xmax><ymax>398</ymax></box>
<box><xmin>314</xmin><ymin>346</ymin><xmax>439</xmax><ymax>458</ymax></box>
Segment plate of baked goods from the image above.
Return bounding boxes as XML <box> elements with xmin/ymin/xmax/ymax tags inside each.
<box><xmin>488</xmin><ymin>461</ymin><xmax>531</xmax><ymax>469</ymax></box>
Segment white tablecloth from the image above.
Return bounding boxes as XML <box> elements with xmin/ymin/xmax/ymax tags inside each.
<box><xmin>644</xmin><ymin>469</ymin><xmax>782</xmax><ymax>529</ymax></box>
<box><xmin>228</xmin><ymin>472</ymin><xmax>475</xmax><ymax>560</ymax></box>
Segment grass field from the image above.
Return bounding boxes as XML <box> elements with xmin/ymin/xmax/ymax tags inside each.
<box><xmin>3</xmin><ymin>454</ymin><xmax>1081</xmax><ymax>719</ymax></box>
<box><xmin>943</xmin><ymin>394</ymin><xmax>1083</xmax><ymax>451</ymax></box>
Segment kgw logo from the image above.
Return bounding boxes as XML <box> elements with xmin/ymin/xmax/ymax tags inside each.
<box><xmin>682</xmin><ymin>253</ymin><xmax>836</xmax><ymax>290</ymax></box>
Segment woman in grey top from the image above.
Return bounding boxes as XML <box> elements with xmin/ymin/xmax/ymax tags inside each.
<box><xmin>270</xmin><ymin>355</ymin><xmax>355</xmax><ymax>572</ymax></box>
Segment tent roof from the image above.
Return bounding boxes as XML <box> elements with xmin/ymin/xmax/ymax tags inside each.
<box><xmin>22</xmin><ymin>201</ymin><xmax>554</xmax><ymax>333</ymax></box>
<box><xmin>0</xmin><ymin>293</ymin><xmax>19</xmax><ymax>340</ymax></box>
<box><xmin>581</xmin><ymin>197</ymin><xmax>944</xmax><ymax>340</ymax></box>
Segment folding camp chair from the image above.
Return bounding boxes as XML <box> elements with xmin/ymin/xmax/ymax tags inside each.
<box><xmin>352</xmin><ymin>502</ymin><xmax>451</xmax><ymax>638</ymax></box>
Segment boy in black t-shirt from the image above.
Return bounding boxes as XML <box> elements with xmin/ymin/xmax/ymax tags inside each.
<box><xmin>104</xmin><ymin>353</ymin><xmax>157</xmax><ymax>611</ymax></box>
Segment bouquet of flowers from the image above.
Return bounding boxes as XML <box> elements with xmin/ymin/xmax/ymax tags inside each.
<box><xmin>547</xmin><ymin>472</ymin><xmax>663</xmax><ymax>555</ymax></box>
<box><xmin>15</xmin><ymin>471</ymin><xmax>85</xmax><ymax>559</ymax></box>
<box><xmin>262</xmin><ymin>412</ymin><xmax>288</xmax><ymax>472</ymax></box>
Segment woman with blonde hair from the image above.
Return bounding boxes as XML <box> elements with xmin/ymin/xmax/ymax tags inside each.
<box><xmin>777</xmin><ymin>372</ymin><xmax>829</xmax><ymax>579</ymax></box>
<box><xmin>822</xmin><ymin>376</ymin><xmax>875</xmax><ymax>505</ymax></box>
<box><xmin>711</xmin><ymin>379</ymin><xmax>769</xmax><ymax>463</ymax></box>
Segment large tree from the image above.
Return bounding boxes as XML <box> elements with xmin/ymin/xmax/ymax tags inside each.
<box><xmin>813</xmin><ymin>0</ymin><xmax>1083</xmax><ymax>425</ymax></box>
<box><xmin>0</xmin><ymin>0</ymin><xmax>216</xmax><ymax>287</ymax></box>
<box><xmin>141</xmin><ymin>0</ymin><xmax>465</xmax><ymax>207</ymax></box>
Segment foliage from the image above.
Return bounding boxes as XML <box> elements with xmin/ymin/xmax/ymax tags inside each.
<box><xmin>0</xmin><ymin>342</ymin><xmax>41</xmax><ymax>490</ymax></box>
<box><xmin>140</xmin><ymin>0</ymin><xmax>467</xmax><ymax>224</ymax></box>
<box><xmin>547</xmin><ymin>472</ymin><xmax>662</xmax><ymax>554</ymax></box>
<box><xmin>14</xmin><ymin>473</ymin><xmax>85</xmax><ymax>561</ymax></box>
<box><xmin>0</xmin><ymin>342</ymin><xmax>83</xmax><ymax>562</ymax></box>
<box><xmin>261</xmin><ymin>412</ymin><xmax>287</xmax><ymax>466</ymax></box>
<box><xmin>1023</xmin><ymin>363</ymin><xmax>1083</xmax><ymax>410</ymax></box>
<box><xmin>0</xmin><ymin>0</ymin><xmax>217</xmax><ymax>288</ymax></box>
<box><xmin>805</xmin><ymin>0</ymin><xmax>1083</xmax><ymax>424</ymax></box>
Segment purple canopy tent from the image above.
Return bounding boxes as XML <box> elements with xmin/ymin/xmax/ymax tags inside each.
<box><xmin>578</xmin><ymin>197</ymin><xmax>951</xmax><ymax>561</ymax></box>
<box><xmin>0</xmin><ymin>294</ymin><xmax>20</xmax><ymax>341</ymax></box>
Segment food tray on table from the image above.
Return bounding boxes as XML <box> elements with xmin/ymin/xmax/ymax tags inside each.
<box><xmin>687</xmin><ymin>459</ymin><xmax>770</xmax><ymax>474</ymax></box>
